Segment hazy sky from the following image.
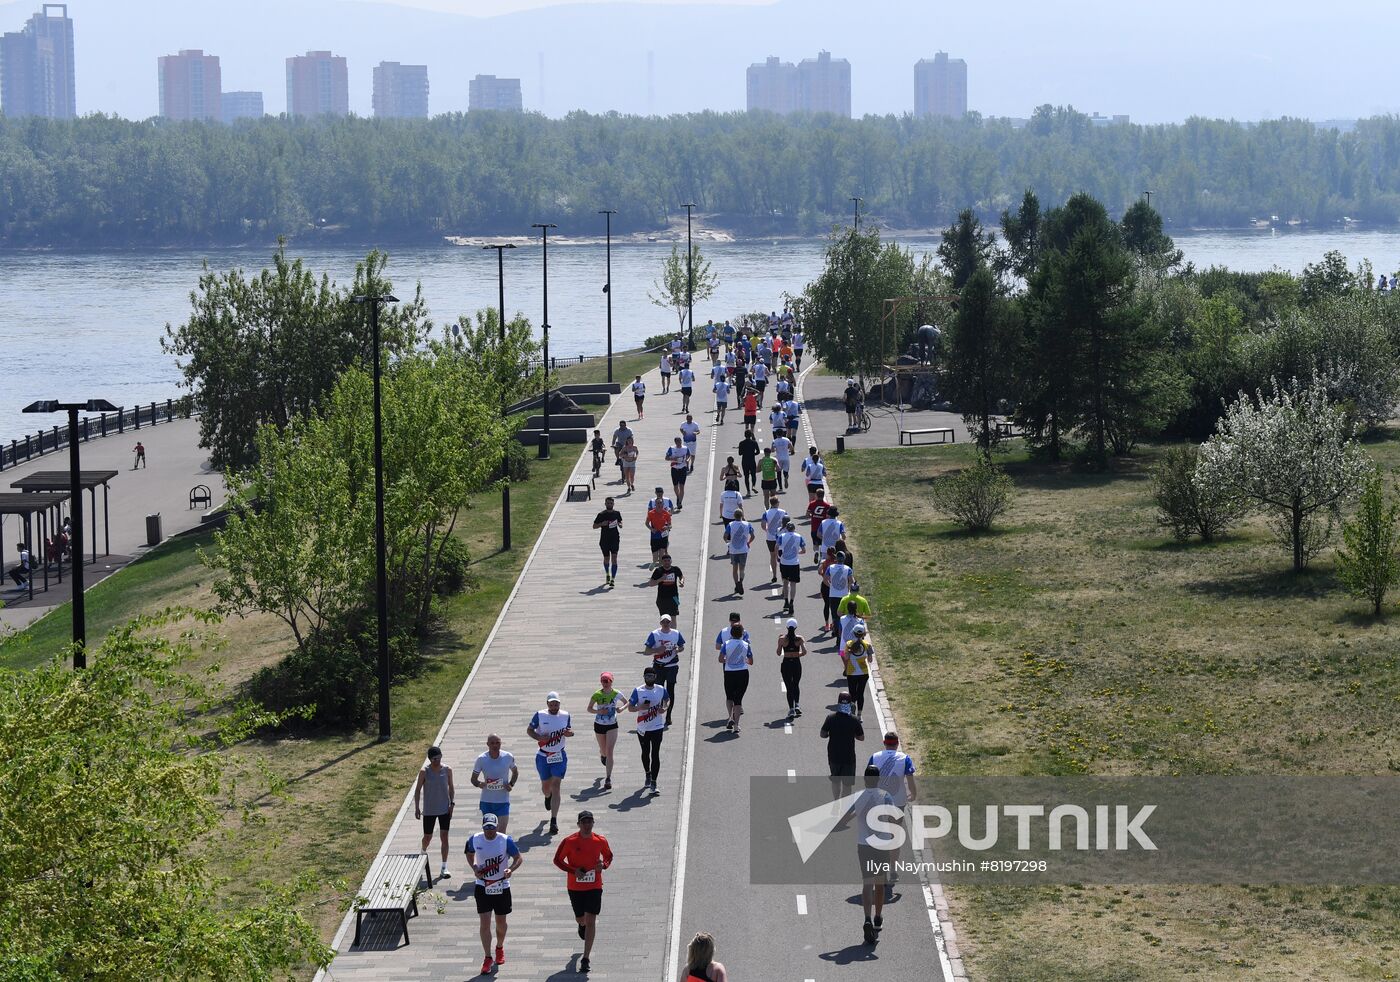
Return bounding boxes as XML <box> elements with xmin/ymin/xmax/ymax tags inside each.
<box><xmin>1</xmin><ymin>0</ymin><xmax>1395</xmax><ymax>123</ymax></box>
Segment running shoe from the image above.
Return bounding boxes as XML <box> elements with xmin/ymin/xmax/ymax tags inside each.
<box><xmin>495</xmin><ymin>946</ymin><xmax>506</xmax><ymax>965</ymax></box>
<box><xmin>604</xmin><ymin>778</ymin><xmax>612</xmax><ymax>791</ymax></box>
<box><xmin>651</xmin><ymin>783</ymin><xmax>661</xmax><ymax>796</ymax></box>
<box><xmin>873</xmin><ymin>914</ymin><xmax>883</xmax><ymax>934</ymax></box>
<box><xmin>862</xmin><ymin>920</ymin><xmax>875</xmax><ymax>945</ymax></box>
<box><xmin>787</xmin><ymin>708</ymin><xmax>795</xmax><ymax>722</ymax></box>
<box><xmin>482</xmin><ymin>956</ymin><xmax>495</xmax><ymax>975</ymax></box>
<box><xmin>794</xmin><ymin>705</ymin><xmax>803</xmax><ymax>718</ymax></box>
<box><xmin>725</xmin><ymin>719</ymin><xmax>734</xmax><ymax>730</ymax></box>
<box><xmin>580</xmin><ymin>956</ymin><xmax>591</xmax><ymax>974</ymax></box>
<box><xmin>550</xmin><ymin>818</ymin><xmax>559</xmax><ymax>835</ymax></box>
<box><xmin>440</xmin><ymin>865</ymin><xmax>451</xmax><ymax>879</ymax></box>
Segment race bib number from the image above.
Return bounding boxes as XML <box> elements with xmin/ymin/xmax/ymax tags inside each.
<box><xmin>546</xmin><ymin>751</ymin><xmax>564</xmax><ymax>764</ymax></box>
<box><xmin>484</xmin><ymin>778</ymin><xmax>505</xmax><ymax>791</ymax></box>
<box><xmin>485</xmin><ymin>880</ymin><xmax>508</xmax><ymax>895</ymax></box>
<box><xmin>575</xmin><ymin>869</ymin><xmax>597</xmax><ymax>884</ymax></box>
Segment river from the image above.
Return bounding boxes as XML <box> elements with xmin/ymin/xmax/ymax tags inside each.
<box><xmin>2</xmin><ymin>228</ymin><xmax>1399</xmax><ymax>442</ymax></box>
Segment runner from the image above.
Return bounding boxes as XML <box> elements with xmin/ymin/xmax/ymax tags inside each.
<box><xmin>820</xmin><ymin>691</ymin><xmax>865</xmax><ymax>799</ymax></box>
<box><xmin>775</xmin><ymin>617</ymin><xmax>807</xmax><ymax>721</ymax></box>
<box><xmin>723</xmin><ymin>507</ymin><xmax>755</xmax><ymax>595</ymax></box>
<box><xmin>792</xmin><ymin>327</ymin><xmax>805</xmax><ymax>371</ymax></box>
<box><xmin>854</xmin><ymin>765</ymin><xmax>894</xmax><ymax>945</ymax></box>
<box><xmin>712</xmin><ymin>375</ymin><xmax>730</xmax><ymax>425</ymax></box>
<box><xmin>824</xmin><ymin>550</ymin><xmax>855</xmax><ymax>633</ymax></box>
<box><xmin>610</xmin><ymin>419</ymin><xmax>634</xmax><ymax>470</ymax></box>
<box><xmin>868</xmin><ymin>731</ymin><xmax>917</xmax><ymax>900</ymax></box>
<box><xmin>802</xmin><ymin>447</ymin><xmax>827</xmax><ymax>497</ymax></box>
<box><xmin>526</xmin><ymin>693</ymin><xmax>574</xmax><ymax>835</ymax></box>
<box><xmin>751</xmin><ymin>358</ymin><xmax>769</xmax><ymax>407</ymax></box>
<box><xmin>759</xmin><ymin>494</ymin><xmax>787</xmax><ymax>583</ymax></box>
<box><xmin>647</xmin><ymin>553</ymin><xmax>685</xmax><ymax>619</ymax></box>
<box><xmin>468</xmin><ymin>737</ymin><xmax>518</xmax><ymax>838</ymax></box>
<box><xmin>588</xmin><ymin>674</ymin><xmax>626</xmax><ymax>790</ymax></box>
<box><xmin>592</xmin><ymin>497</ymin><xmax>622</xmax><ymax>588</ymax></box>
<box><xmin>772</xmin><ymin>430</ymin><xmax>794</xmax><ymax>491</ymax></box>
<box><xmin>719</xmin><ymin>456</ymin><xmax>741</xmax><ymax>487</ymax></box>
<box><xmin>732</xmin><ymin>358</ymin><xmax>748</xmax><ymax>403</ymax></box>
<box><xmin>679</xmin><ymin>414</ymin><xmax>702</xmax><ymax>474</ymax></box>
<box><xmin>666</xmin><ymin>438</ymin><xmax>691</xmax><ymax>510</ymax></box>
<box><xmin>707</xmin><ymin>331</ymin><xmax>720</xmax><ymax>364</ymax></box>
<box><xmin>413</xmin><ymin>746</ymin><xmax>455</xmax><ymax>879</ymax></box>
<box><xmin>775</xmin><ymin>518</ymin><xmax>807</xmax><ymax>615</ymax></box>
<box><xmin>768</xmin><ymin>403</ymin><xmax>787</xmax><ymax>442</ymax></box>
<box><xmin>774</xmin><ymin>373</ymin><xmax>793</xmax><ymax>407</ymax></box>
<box><xmin>631</xmin><ymin>375</ymin><xmax>647</xmax><ymax>418</ymax></box>
<box><xmin>843</xmin><ymin>630</ymin><xmax>873</xmax><ymax>716</ymax></box>
<box><xmin>719</xmin><ymin>479</ymin><xmax>744</xmax><ymax>527</ymax></box>
<box><xmin>628</xmin><ymin>665</ymin><xmax>670</xmax><ymax>794</ymax></box>
<box><xmin>783</xmin><ymin>395</ymin><xmax>801</xmax><ymax>439</ymax></box>
<box><xmin>641</xmin><ymin>612</ymin><xmax>684</xmax><ymax>725</ymax></box>
<box><xmin>717</xmin><ymin>622</ymin><xmax>754</xmax><ymax>734</ymax></box>
<box><xmin>552</xmin><ymin>810</ymin><xmax>613</xmax><ymax>976</ymax></box>
<box><xmin>678</xmin><ymin>362</ymin><xmax>697</xmax><ymax>413</ymax></box>
<box><xmin>722</xmin><ymin>319</ymin><xmax>735</xmax><ymax>350</ymax></box>
<box><xmin>737</xmin><ymin>428</ymin><xmax>761</xmax><ymax>496</ymax></box>
<box><xmin>807</xmin><ymin>488</ymin><xmax>832</xmax><ymax>553</ymax></box>
<box><xmin>741</xmin><ymin>390</ymin><xmax>759</xmax><ymax>441</ymax></box>
<box><xmin>589</xmin><ymin>429</ymin><xmax>606</xmax><ymax>478</ymax></box>
<box><xmin>659</xmin><ymin>351</ymin><xmax>673</xmax><ymax>394</ymax></box>
<box><xmin>838</xmin><ymin>597</ymin><xmax>869</xmax><ymax>652</ymax></box>
<box><xmin>465</xmin><ymin>813</ymin><xmax>522</xmax><ymax>975</ymax></box>
<box><xmin>645</xmin><ymin>488</ymin><xmax>674</xmax><ymax>568</ymax></box>
<box><xmin>819</xmin><ymin>506</ymin><xmax>846</xmax><ymax>558</ymax></box>
<box><xmin>620</xmin><ymin>436</ymin><xmax>640</xmax><ymax>493</ymax></box>
<box><xmin>684</xmin><ymin>933</ymin><xmax>730</xmax><ymax>982</ymax></box>
<box><xmin>759</xmin><ymin>448</ymin><xmax>780</xmax><ymax>505</ymax></box>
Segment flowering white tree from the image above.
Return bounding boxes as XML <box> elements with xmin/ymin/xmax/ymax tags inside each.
<box><xmin>1195</xmin><ymin>379</ymin><xmax>1369</xmax><ymax>571</ymax></box>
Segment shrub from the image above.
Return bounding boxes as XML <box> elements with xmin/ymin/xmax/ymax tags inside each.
<box><xmin>1152</xmin><ymin>445</ymin><xmax>1246</xmax><ymax>542</ymax></box>
<box><xmin>1335</xmin><ymin>468</ymin><xmax>1400</xmax><ymax>616</ymax></box>
<box><xmin>929</xmin><ymin>457</ymin><xmax>1013</xmax><ymax>532</ymax></box>
<box><xmin>643</xmin><ymin>331</ymin><xmax>681</xmax><ymax>351</ymax></box>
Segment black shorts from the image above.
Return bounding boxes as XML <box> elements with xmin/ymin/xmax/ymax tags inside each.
<box><xmin>661</xmin><ymin>372</ymin><xmax>672</xmax><ymax>380</ymax></box>
<box><xmin>599</xmin><ymin>535</ymin><xmax>619</xmax><ymax>555</ymax></box>
<box><xmin>858</xmin><ymin>844</ymin><xmax>887</xmax><ymax>882</ymax></box>
<box><xmin>569</xmin><ymin>888</ymin><xmax>603</xmax><ymax>918</ymax></box>
<box><xmin>656</xmin><ymin>593</ymin><xmax>680</xmax><ymax>616</ymax></box>
<box><xmin>594</xmin><ymin>722</ymin><xmax>618</xmax><ymax>734</ymax></box>
<box><xmin>422</xmin><ymin>813</ymin><xmax>451</xmax><ymax>834</ymax></box>
<box><xmin>828</xmin><ymin>757</ymin><xmax>857</xmax><ymax>778</ymax></box>
<box><xmin>672</xmin><ymin>468</ymin><xmax>688</xmax><ymax>485</ymax></box>
<box><xmin>807</xmin><ymin>483</ymin><xmax>823</xmax><ymax>496</ymax></box>
<box><xmin>744</xmin><ymin>415</ymin><xmax>757</xmax><ymax>427</ymax></box>
<box><xmin>651</xmin><ymin>535</ymin><xmax>669</xmax><ymax>553</ymax></box>
<box><xmin>723</xmin><ymin>669</ymin><xmax>750</xmax><ymax>704</ymax></box>
<box><xmin>761</xmin><ymin>479</ymin><xmax>778</xmax><ymax>493</ymax></box>
<box><xmin>681</xmin><ymin>387</ymin><xmax>693</xmax><ymax>397</ymax></box>
<box><xmin>474</xmin><ymin>884</ymin><xmax>513</xmax><ymax>915</ymax></box>
<box><xmin>766</xmin><ymin>539</ymin><xmax>778</xmax><ymax>554</ymax></box>
<box><xmin>781</xmin><ymin>563</ymin><xmax>801</xmax><ymax>583</ymax></box>
<box><xmin>787</xmin><ymin>418</ymin><xmax>801</xmax><ymax>432</ymax></box>
<box><xmin>756</xmin><ymin>379</ymin><xmax>768</xmax><ymax>390</ymax></box>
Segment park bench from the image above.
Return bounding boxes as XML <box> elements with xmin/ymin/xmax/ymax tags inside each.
<box><xmin>189</xmin><ymin>484</ymin><xmax>212</xmax><ymax>509</ymax></box>
<box><xmin>994</xmin><ymin>420</ymin><xmax>1026</xmax><ymax>439</ymax></box>
<box><xmin>352</xmin><ymin>852</ymin><xmax>432</xmax><ymax>948</ymax></box>
<box><xmin>899</xmin><ymin>427</ymin><xmax>955</xmax><ymax>446</ymax></box>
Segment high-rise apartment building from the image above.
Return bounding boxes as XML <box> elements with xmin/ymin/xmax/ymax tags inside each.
<box><xmin>372</xmin><ymin>61</ymin><xmax>429</xmax><ymax>118</ymax></box>
<box><xmin>221</xmin><ymin>90</ymin><xmax>264</xmax><ymax>124</ymax></box>
<box><xmin>914</xmin><ymin>52</ymin><xmax>967</xmax><ymax>119</ymax></box>
<box><xmin>0</xmin><ymin>3</ymin><xmax>75</xmax><ymax>119</ymax></box>
<box><xmin>158</xmin><ymin>49</ymin><xmax>221</xmax><ymax>122</ymax></box>
<box><xmin>797</xmin><ymin>50</ymin><xmax>851</xmax><ymax>118</ymax></box>
<box><xmin>286</xmin><ymin>51</ymin><xmax>349</xmax><ymax>117</ymax></box>
<box><xmin>746</xmin><ymin>56</ymin><xmax>798</xmax><ymax>115</ymax></box>
<box><xmin>468</xmin><ymin>74</ymin><xmax>522</xmax><ymax>112</ymax></box>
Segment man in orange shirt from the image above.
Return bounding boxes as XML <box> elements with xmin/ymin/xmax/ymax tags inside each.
<box><xmin>645</xmin><ymin>488</ymin><xmax>674</xmax><ymax>568</ymax></box>
<box><xmin>553</xmin><ymin>810</ymin><xmax>613</xmax><ymax>975</ymax></box>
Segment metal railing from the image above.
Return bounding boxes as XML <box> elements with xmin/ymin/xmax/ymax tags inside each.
<box><xmin>0</xmin><ymin>395</ymin><xmax>195</xmax><ymax>472</ymax></box>
<box><xmin>524</xmin><ymin>353</ymin><xmax>601</xmax><ymax>373</ymax></box>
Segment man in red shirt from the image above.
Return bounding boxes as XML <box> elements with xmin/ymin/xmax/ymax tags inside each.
<box><xmin>807</xmin><ymin>488</ymin><xmax>832</xmax><ymax>552</ymax></box>
<box><xmin>553</xmin><ymin>810</ymin><xmax>613</xmax><ymax>975</ymax></box>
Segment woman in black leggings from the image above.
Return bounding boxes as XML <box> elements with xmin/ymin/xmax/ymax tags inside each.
<box><xmin>775</xmin><ymin>618</ymin><xmax>807</xmax><ymax>721</ymax></box>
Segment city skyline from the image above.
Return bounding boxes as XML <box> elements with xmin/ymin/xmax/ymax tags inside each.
<box><xmin>0</xmin><ymin>3</ymin><xmax>75</xmax><ymax>119</ymax></box>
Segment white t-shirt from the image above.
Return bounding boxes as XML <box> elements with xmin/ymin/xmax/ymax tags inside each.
<box><xmin>772</xmin><ymin>436</ymin><xmax>793</xmax><ymax>464</ymax></box>
<box><xmin>467</xmin><ymin>832</ymin><xmax>520</xmax><ymax>888</ymax></box>
<box><xmin>853</xmin><ymin>787</ymin><xmax>897</xmax><ymax>847</ymax></box>
<box><xmin>666</xmin><ymin>446</ymin><xmax>689</xmax><ymax>471</ymax></box>
<box><xmin>659</xmin><ymin>355</ymin><xmax>672</xmax><ymax>374</ymax></box>
<box><xmin>632</xmin><ymin>381</ymin><xmax>646</xmax><ymax>398</ymax></box>
<box><xmin>679</xmin><ymin>368</ymin><xmax>696</xmax><ymax>387</ymax></box>
<box><xmin>720</xmin><ymin>637</ymin><xmax>754</xmax><ymax>671</ymax></box>
<box><xmin>761</xmin><ymin>506</ymin><xmax>788</xmax><ymax>541</ymax></box>
<box><xmin>783</xmin><ymin>399</ymin><xmax>800</xmax><ymax>419</ymax></box>
<box><xmin>776</xmin><ymin>530</ymin><xmax>805</xmax><ymax>566</ymax></box>
<box><xmin>720</xmin><ymin>488</ymin><xmax>744</xmax><ymax>520</ymax></box>
<box><xmin>710</xmin><ymin>363</ymin><xmax>727</xmax><ymax>382</ymax></box>
<box><xmin>820</xmin><ymin>517</ymin><xmax>846</xmax><ymax>546</ymax></box>
<box><xmin>644</xmin><ymin>627</ymin><xmax>685</xmax><ymax>666</ymax></box>
<box><xmin>680</xmin><ymin>421</ymin><xmax>701</xmax><ymax>444</ymax></box>
<box><xmin>802</xmin><ymin>458</ymin><xmax>826</xmax><ymax>484</ymax></box>
<box><xmin>629</xmin><ymin>684</ymin><xmax>668</xmax><ymax>733</ymax></box>
<box><xmin>725</xmin><ymin>519</ymin><xmax>754</xmax><ymax>555</ymax></box>
<box><xmin>769</xmin><ymin>408</ymin><xmax>787</xmax><ymax>432</ymax></box>
<box><xmin>826</xmin><ymin>563</ymin><xmax>853</xmax><ymax>598</ymax></box>
<box><xmin>838</xmin><ymin>613</ymin><xmax>868</xmax><ymax>651</ymax></box>
<box><xmin>868</xmin><ymin>749</ymin><xmax>916</xmax><ymax>808</ymax></box>
<box><xmin>530</xmin><ymin>710</ymin><xmax>571</xmax><ymax>761</ymax></box>
<box><xmin>793</xmin><ymin>331</ymin><xmax>804</xmax><ymax>350</ymax></box>
<box><xmin>473</xmin><ymin>751</ymin><xmax>516</xmax><ymax>804</ymax></box>
<box><xmin>752</xmin><ymin>362</ymin><xmax>769</xmax><ymax>382</ymax></box>
<box><xmin>713</xmin><ymin>380</ymin><xmax>731</xmax><ymax>402</ymax></box>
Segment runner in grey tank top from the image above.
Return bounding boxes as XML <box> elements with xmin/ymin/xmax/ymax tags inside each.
<box><xmin>414</xmin><ymin>746</ymin><xmax>456</xmax><ymax>879</ymax></box>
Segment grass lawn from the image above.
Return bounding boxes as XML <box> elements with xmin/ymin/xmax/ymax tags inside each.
<box><xmin>828</xmin><ymin>432</ymin><xmax>1400</xmax><ymax>981</ymax></box>
<box><xmin>555</xmin><ymin>348</ymin><xmax>657</xmax><ymax>387</ymax></box>
<box><xmin>0</xmin><ymin>449</ymin><xmax>581</xmax><ymax>944</ymax></box>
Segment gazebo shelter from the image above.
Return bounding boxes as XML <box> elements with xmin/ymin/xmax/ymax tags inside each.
<box><xmin>9</xmin><ymin>469</ymin><xmax>118</xmax><ymax>562</ymax></box>
<box><xmin>0</xmin><ymin>492</ymin><xmax>71</xmax><ymax>603</ymax></box>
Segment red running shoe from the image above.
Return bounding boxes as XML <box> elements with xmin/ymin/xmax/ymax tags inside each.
<box><xmin>495</xmin><ymin>946</ymin><xmax>505</xmax><ymax>965</ymax></box>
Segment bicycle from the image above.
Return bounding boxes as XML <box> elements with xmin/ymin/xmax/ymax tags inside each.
<box><xmin>591</xmin><ymin>447</ymin><xmax>606</xmax><ymax>478</ymax></box>
<box><xmin>856</xmin><ymin>403</ymin><xmax>872</xmax><ymax>433</ymax></box>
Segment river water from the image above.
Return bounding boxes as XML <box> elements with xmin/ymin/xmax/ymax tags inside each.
<box><xmin>2</xmin><ymin>228</ymin><xmax>1399</xmax><ymax>442</ymax></box>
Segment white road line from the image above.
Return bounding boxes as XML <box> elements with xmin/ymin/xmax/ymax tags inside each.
<box><xmin>796</xmin><ymin>894</ymin><xmax>808</xmax><ymax>915</ymax></box>
<box><xmin>664</xmin><ymin>398</ymin><xmax>720</xmax><ymax>982</ymax></box>
<box><xmin>787</xmin><ymin>769</ymin><xmax>797</xmax><ymax>783</ymax></box>
<box><xmin>783</xmin><ymin>722</ymin><xmax>793</xmax><ymax>735</ymax></box>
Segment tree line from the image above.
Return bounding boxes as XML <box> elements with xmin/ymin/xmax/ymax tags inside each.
<box><xmin>4</xmin><ymin>107</ymin><xmax>1400</xmax><ymax>246</ymax></box>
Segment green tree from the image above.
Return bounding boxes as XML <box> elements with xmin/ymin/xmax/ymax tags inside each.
<box><xmin>1336</xmin><ymin>467</ymin><xmax>1400</xmax><ymax>616</ymax></box>
<box><xmin>941</xmin><ymin>263</ymin><xmax>1021</xmax><ymax>455</ymax></box>
<box><xmin>1119</xmin><ymin>199</ymin><xmax>1183</xmax><ymax>280</ymax></box>
<box><xmin>0</xmin><ymin>618</ymin><xmax>330</xmax><ymax>980</ymax></box>
<box><xmin>648</xmin><ymin>243</ymin><xmax>719</xmax><ymax>338</ymax></box>
<box><xmin>937</xmin><ymin>208</ymin><xmax>995</xmax><ymax>289</ymax></box>
<box><xmin>997</xmin><ymin>189</ymin><xmax>1042</xmax><ymax>281</ymax></box>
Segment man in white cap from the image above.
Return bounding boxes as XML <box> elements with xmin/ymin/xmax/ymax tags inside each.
<box><xmin>466</xmin><ymin>811</ymin><xmax>522</xmax><ymax>976</ymax></box>
<box><xmin>643</xmin><ymin>614</ymin><xmax>686</xmax><ymax>728</ymax></box>
<box><xmin>526</xmin><ymin>693</ymin><xmax>574</xmax><ymax>835</ymax></box>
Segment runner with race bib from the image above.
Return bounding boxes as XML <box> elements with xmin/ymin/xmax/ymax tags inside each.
<box><xmin>526</xmin><ymin>693</ymin><xmax>574</xmax><ymax>835</ymax></box>
<box><xmin>465</xmin><ymin>813</ymin><xmax>522</xmax><ymax>976</ymax></box>
<box><xmin>628</xmin><ymin>665</ymin><xmax>671</xmax><ymax>795</ymax></box>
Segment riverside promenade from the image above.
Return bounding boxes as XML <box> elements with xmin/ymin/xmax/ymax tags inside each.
<box><xmin>318</xmin><ymin>359</ymin><xmax>958</xmax><ymax>982</ymax></box>
<box><xmin>0</xmin><ymin>416</ymin><xmax>226</xmax><ymax>631</ymax></box>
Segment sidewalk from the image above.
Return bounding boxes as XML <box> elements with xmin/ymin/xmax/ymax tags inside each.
<box><xmin>318</xmin><ymin>366</ymin><xmax>718</xmax><ymax>982</ymax></box>
<box><xmin>0</xmin><ymin>417</ymin><xmax>226</xmax><ymax>631</ymax></box>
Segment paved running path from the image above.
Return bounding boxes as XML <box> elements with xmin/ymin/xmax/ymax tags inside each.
<box><xmin>0</xmin><ymin>417</ymin><xmax>226</xmax><ymax>631</ymax></box>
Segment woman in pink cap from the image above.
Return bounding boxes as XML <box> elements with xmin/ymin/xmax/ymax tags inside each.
<box><xmin>588</xmin><ymin>672</ymin><xmax>627</xmax><ymax>790</ymax></box>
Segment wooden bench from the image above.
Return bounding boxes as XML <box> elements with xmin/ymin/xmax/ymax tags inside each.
<box><xmin>899</xmin><ymin>427</ymin><xmax>955</xmax><ymax>446</ymax></box>
<box><xmin>994</xmin><ymin>421</ymin><xmax>1025</xmax><ymax>439</ymax></box>
<box><xmin>352</xmin><ymin>852</ymin><xmax>432</xmax><ymax>948</ymax></box>
<box><xmin>567</xmin><ymin>479</ymin><xmax>593</xmax><ymax>501</ymax></box>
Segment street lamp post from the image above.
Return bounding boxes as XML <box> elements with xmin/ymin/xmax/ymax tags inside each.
<box><xmin>483</xmin><ymin>243</ymin><xmax>517</xmax><ymax>551</ymax></box>
<box><xmin>599</xmin><ymin>209</ymin><xmax>616</xmax><ymax>384</ymax></box>
<box><xmin>531</xmin><ymin>223</ymin><xmax>558</xmax><ymax>459</ymax></box>
<box><xmin>852</xmin><ymin>196</ymin><xmax>863</xmax><ymax>233</ymax></box>
<box><xmin>1142</xmin><ymin>190</ymin><xmax>1155</xmax><ymax>208</ymax></box>
<box><xmin>350</xmin><ymin>292</ymin><xmax>398</xmax><ymax>742</ymax></box>
<box><xmin>683</xmin><ymin>203</ymin><xmax>696</xmax><ymax>351</ymax></box>
<box><xmin>22</xmin><ymin>397</ymin><xmax>117</xmax><ymax>670</ymax></box>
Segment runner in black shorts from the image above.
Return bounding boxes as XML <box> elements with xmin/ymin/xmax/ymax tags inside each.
<box><xmin>648</xmin><ymin>554</ymin><xmax>684</xmax><ymax>618</ymax></box>
<box><xmin>466</xmin><ymin>814</ymin><xmax>522</xmax><ymax>976</ymax></box>
<box><xmin>717</xmin><ymin>622</ymin><xmax>754</xmax><ymax>734</ymax></box>
<box><xmin>592</xmin><ymin>497</ymin><xmax>622</xmax><ymax>588</ymax></box>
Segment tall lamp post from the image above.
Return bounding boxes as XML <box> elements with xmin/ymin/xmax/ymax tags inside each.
<box><xmin>682</xmin><ymin>203</ymin><xmax>696</xmax><ymax>351</ymax></box>
<box><xmin>22</xmin><ymin>398</ymin><xmax>117</xmax><ymax>671</ymax></box>
<box><xmin>483</xmin><ymin>243</ymin><xmax>516</xmax><ymax>550</ymax></box>
<box><xmin>599</xmin><ymin>209</ymin><xmax>617</xmax><ymax>384</ymax></box>
<box><xmin>851</xmin><ymin>195</ymin><xmax>863</xmax><ymax>233</ymax></box>
<box><xmin>530</xmin><ymin>222</ymin><xmax>558</xmax><ymax>459</ymax></box>
<box><xmin>350</xmin><ymin>292</ymin><xmax>398</xmax><ymax>742</ymax></box>
<box><xmin>1142</xmin><ymin>189</ymin><xmax>1155</xmax><ymax>208</ymax></box>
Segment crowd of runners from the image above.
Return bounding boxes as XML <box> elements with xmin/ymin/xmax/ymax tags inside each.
<box><xmin>400</xmin><ymin>309</ymin><xmax>917</xmax><ymax>978</ymax></box>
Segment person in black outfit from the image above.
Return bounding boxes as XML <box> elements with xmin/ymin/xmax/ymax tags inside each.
<box><xmin>647</xmin><ymin>554</ymin><xmax>684</xmax><ymax>618</ymax></box>
<box><xmin>775</xmin><ymin>618</ymin><xmax>806</xmax><ymax>721</ymax></box>
<box><xmin>589</xmin><ymin>429</ymin><xmax>607</xmax><ymax>478</ymax></box>
<box><xmin>737</xmin><ymin>430</ymin><xmax>761</xmax><ymax>497</ymax></box>
<box><xmin>820</xmin><ymin>691</ymin><xmax>866</xmax><ymax>799</ymax></box>
<box><xmin>592</xmin><ymin>498</ymin><xmax>623</xmax><ymax>587</ymax></box>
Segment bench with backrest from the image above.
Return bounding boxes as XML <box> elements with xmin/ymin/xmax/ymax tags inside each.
<box><xmin>994</xmin><ymin>420</ymin><xmax>1026</xmax><ymax>439</ymax></box>
<box><xmin>899</xmin><ymin>427</ymin><xmax>955</xmax><ymax>446</ymax></box>
<box><xmin>352</xmin><ymin>852</ymin><xmax>433</xmax><ymax>948</ymax></box>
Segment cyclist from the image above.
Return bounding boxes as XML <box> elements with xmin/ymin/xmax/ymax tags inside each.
<box><xmin>844</xmin><ymin>378</ymin><xmax>864</xmax><ymax>431</ymax></box>
<box><xmin>589</xmin><ymin>429</ymin><xmax>606</xmax><ymax>478</ymax></box>
<box><xmin>465</xmin><ymin>813</ymin><xmax>522</xmax><ymax>976</ymax></box>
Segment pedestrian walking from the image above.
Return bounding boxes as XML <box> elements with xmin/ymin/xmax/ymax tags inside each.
<box><xmin>820</xmin><ymin>691</ymin><xmax>865</xmax><ymax>799</ymax></box>
<box><xmin>620</xmin><ymin>436</ymin><xmax>640</xmax><ymax>493</ymax></box>
<box><xmin>628</xmin><ymin>665</ymin><xmax>670</xmax><ymax>794</ymax></box>
<box><xmin>718</xmin><ymin>622</ymin><xmax>754</xmax><ymax>734</ymax></box>
<box><xmin>527</xmin><ymin>693</ymin><xmax>574</xmax><ymax>835</ymax></box>
<box><xmin>775</xmin><ymin>617</ymin><xmax>807</xmax><ymax>720</ymax></box>
<box><xmin>132</xmin><ymin>440</ymin><xmax>146</xmax><ymax>469</ymax></box>
<box><xmin>643</xmin><ymin>613</ymin><xmax>685</xmax><ymax>728</ymax></box>
<box><xmin>552</xmin><ymin>810</ymin><xmax>613</xmax><ymax>976</ymax></box>
<box><xmin>631</xmin><ymin>375</ymin><xmax>647</xmax><ymax>417</ymax></box>
<box><xmin>466</xmin><ymin>813</ymin><xmax>522</xmax><ymax>976</ymax></box>
<box><xmin>684</xmin><ymin>932</ymin><xmax>730</xmax><ymax>982</ymax></box>
<box><xmin>592</xmin><ymin>497</ymin><xmax>623</xmax><ymax>588</ymax></box>
<box><xmin>471</xmin><ymin>734</ymin><xmax>519</xmax><ymax>833</ymax></box>
<box><xmin>775</xmin><ymin>518</ymin><xmax>807</xmax><ymax>615</ymax></box>
<box><xmin>414</xmin><ymin>746</ymin><xmax>456</xmax><ymax>880</ymax></box>
<box><xmin>647</xmin><ymin>553</ymin><xmax>685</xmax><ymax>619</ymax></box>
<box><xmin>588</xmin><ymin>674</ymin><xmax>626</xmax><ymax>790</ymax></box>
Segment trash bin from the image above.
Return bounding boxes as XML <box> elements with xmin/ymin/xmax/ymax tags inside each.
<box><xmin>537</xmin><ymin>432</ymin><xmax>551</xmax><ymax>460</ymax></box>
<box><xmin>145</xmin><ymin>512</ymin><xmax>162</xmax><ymax>547</ymax></box>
